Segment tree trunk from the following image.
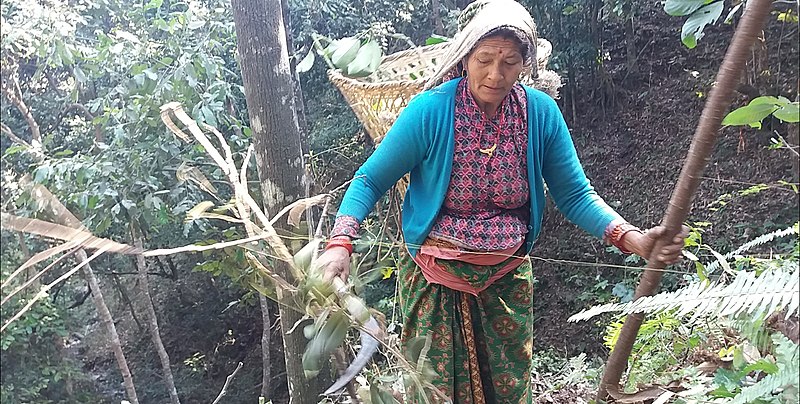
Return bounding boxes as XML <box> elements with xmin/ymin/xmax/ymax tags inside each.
<box><xmin>624</xmin><ymin>11</ymin><xmax>637</xmax><ymax>76</ymax></box>
<box><xmin>132</xmin><ymin>236</ymin><xmax>181</xmax><ymax>404</ymax></box>
<box><xmin>597</xmin><ymin>0</ymin><xmax>773</xmax><ymax>399</ymax></box>
<box><xmin>259</xmin><ymin>294</ymin><xmax>272</xmax><ymax>399</ymax></box>
<box><xmin>230</xmin><ymin>0</ymin><xmax>329</xmax><ymax>401</ymax></box>
<box><xmin>431</xmin><ymin>0</ymin><xmax>444</xmax><ymax>35</ymax></box>
<box><xmin>787</xmin><ymin>123</ymin><xmax>799</xmax><ymax>183</ymax></box>
<box><xmin>81</xmin><ymin>252</ymin><xmax>140</xmax><ymax>404</ymax></box>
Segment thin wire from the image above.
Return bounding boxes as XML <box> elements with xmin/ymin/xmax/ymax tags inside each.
<box><xmin>698</xmin><ymin>176</ymin><xmax>799</xmax><ymax>192</ymax></box>
<box><xmin>241</xmin><ymin>232</ymin><xmax>693</xmax><ymax>276</ymax></box>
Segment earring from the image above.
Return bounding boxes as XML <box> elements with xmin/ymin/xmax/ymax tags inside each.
<box><xmin>461</xmin><ymin>67</ymin><xmax>467</xmax><ymax>77</ymax></box>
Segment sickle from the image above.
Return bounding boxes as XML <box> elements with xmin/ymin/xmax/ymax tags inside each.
<box><xmin>322</xmin><ymin>277</ymin><xmax>382</xmax><ymax>396</ymax></box>
<box><xmin>322</xmin><ymin>316</ymin><xmax>381</xmax><ymax>395</ymax></box>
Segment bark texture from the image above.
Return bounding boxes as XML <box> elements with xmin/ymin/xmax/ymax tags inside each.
<box><xmin>230</xmin><ymin>0</ymin><xmax>329</xmax><ymax>401</ymax></box>
<box><xmin>598</xmin><ymin>0</ymin><xmax>774</xmax><ymax>399</ymax></box>
<box><xmin>259</xmin><ymin>293</ymin><xmax>272</xmax><ymax>399</ymax></box>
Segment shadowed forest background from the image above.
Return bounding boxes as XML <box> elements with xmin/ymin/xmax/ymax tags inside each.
<box><xmin>1</xmin><ymin>0</ymin><xmax>798</xmax><ymax>402</ymax></box>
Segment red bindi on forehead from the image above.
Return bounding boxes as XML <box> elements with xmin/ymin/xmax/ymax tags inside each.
<box><xmin>473</xmin><ymin>39</ymin><xmax>521</xmax><ymax>57</ymax></box>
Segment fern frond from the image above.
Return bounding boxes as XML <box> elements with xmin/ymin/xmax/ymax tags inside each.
<box><xmin>705</xmin><ymin>223</ymin><xmax>799</xmax><ymax>273</ymax></box>
<box><xmin>568</xmin><ymin>267</ymin><xmax>799</xmax><ymax>322</ymax></box>
<box><xmin>731</xmin><ymin>334</ymin><xmax>799</xmax><ymax>404</ymax></box>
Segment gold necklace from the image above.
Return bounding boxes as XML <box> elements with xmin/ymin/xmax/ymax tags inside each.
<box><xmin>479</xmin><ymin>144</ymin><xmax>497</xmax><ymax>158</ymax></box>
<box><xmin>479</xmin><ymin>107</ymin><xmax>504</xmax><ymax>159</ymax></box>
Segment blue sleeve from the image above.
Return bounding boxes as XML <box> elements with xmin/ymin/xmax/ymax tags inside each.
<box><xmin>336</xmin><ymin>95</ymin><xmax>430</xmax><ymax>221</ymax></box>
<box><xmin>539</xmin><ymin>97</ymin><xmax>622</xmax><ymax>239</ymax></box>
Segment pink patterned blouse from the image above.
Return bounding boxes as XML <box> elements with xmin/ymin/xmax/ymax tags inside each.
<box><xmin>332</xmin><ymin>79</ymin><xmax>530</xmax><ymax>252</ymax></box>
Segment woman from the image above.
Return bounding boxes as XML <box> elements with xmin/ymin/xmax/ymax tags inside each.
<box><xmin>318</xmin><ymin>0</ymin><xmax>687</xmax><ymax>402</ymax></box>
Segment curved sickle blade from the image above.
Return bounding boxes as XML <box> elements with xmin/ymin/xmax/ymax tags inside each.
<box><xmin>322</xmin><ymin>316</ymin><xmax>381</xmax><ymax>396</ymax></box>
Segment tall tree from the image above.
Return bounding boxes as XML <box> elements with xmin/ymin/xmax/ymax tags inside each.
<box><xmin>230</xmin><ymin>0</ymin><xmax>327</xmax><ymax>401</ymax></box>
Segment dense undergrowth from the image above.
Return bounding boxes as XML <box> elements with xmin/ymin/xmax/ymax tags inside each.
<box><xmin>1</xmin><ymin>0</ymin><xmax>797</xmax><ymax>402</ymax></box>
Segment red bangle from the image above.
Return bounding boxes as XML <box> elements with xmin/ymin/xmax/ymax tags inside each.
<box><xmin>325</xmin><ymin>236</ymin><xmax>353</xmax><ymax>255</ymax></box>
<box><xmin>608</xmin><ymin>223</ymin><xmax>642</xmax><ymax>254</ymax></box>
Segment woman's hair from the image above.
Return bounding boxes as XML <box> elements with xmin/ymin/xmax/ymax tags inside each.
<box><xmin>473</xmin><ymin>27</ymin><xmax>534</xmax><ymax>68</ymax></box>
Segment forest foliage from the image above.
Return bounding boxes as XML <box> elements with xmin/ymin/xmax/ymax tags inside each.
<box><xmin>1</xmin><ymin>0</ymin><xmax>798</xmax><ymax>402</ymax></box>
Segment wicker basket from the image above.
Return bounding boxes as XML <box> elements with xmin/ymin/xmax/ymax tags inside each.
<box><xmin>328</xmin><ymin>38</ymin><xmax>561</xmax><ymax>143</ymax></box>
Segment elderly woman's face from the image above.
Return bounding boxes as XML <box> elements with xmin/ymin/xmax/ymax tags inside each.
<box><xmin>465</xmin><ymin>36</ymin><xmax>525</xmax><ymax>114</ymax></box>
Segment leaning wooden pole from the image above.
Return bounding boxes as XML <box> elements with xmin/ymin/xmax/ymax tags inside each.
<box><xmin>597</xmin><ymin>0</ymin><xmax>773</xmax><ymax>400</ymax></box>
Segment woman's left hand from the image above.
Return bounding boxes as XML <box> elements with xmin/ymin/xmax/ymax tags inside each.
<box><xmin>623</xmin><ymin>225</ymin><xmax>690</xmax><ymax>265</ymax></box>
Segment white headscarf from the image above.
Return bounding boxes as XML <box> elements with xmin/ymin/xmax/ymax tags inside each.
<box><xmin>424</xmin><ymin>0</ymin><xmax>538</xmax><ymax>90</ymax></box>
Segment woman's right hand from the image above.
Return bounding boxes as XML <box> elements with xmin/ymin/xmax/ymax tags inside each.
<box><xmin>317</xmin><ymin>246</ymin><xmax>352</xmax><ymax>283</ymax></box>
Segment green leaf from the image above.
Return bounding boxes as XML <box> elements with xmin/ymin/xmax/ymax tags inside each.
<box><xmin>722</xmin><ymin>103</ymin><xmax>778</xmax><ymax>128</ymax></box>
<box><xmin>346</xmin><ymin>40</ymin><xmax>381</xmax><ymax>77</ymax></box>
<box><xmin>665</xmin><ymin>0</ymin><xmax>708</xmax><ymax>16</ymax></box>
<box><xmin>73</xmin><ymin>66</ymin><xmax>87</xmax><ymax>83</ymax></box>
<box><xmin>723</xmin><ymin>3</ymin><xmax>743</xmax><ymax>24</ymax></box>
<box><xmin>187</xmin><ymin>19</ymin><xmax>205</xmax><ymax>30</ymax></box>
<box><xmin>302</xmin><ymin>310</ymin><xmax>349</xmax><ymax>378</ymax></box>
<box><xmin>109</xmin><ymin>42</ymin><xmax>125</xmax><ymax>54</ymax></box>
<box><xmin>200</xmin><ymin>106</ymin><xmax>217</xmax><ymax>127</ymax></box>
<box><xmin>2</xmin><ymin>145</ymin><xmax>27</xmax><ymax>158</ymax></box>
<box><xmin>331</xmin><ymin>37</ymin><xmax>360</xmax><ymax>69</ymax></box>
<box><xmin>53</xmin><ymin>149</ymin><xmax>74</xmax><ymax>157</ymax></box>
<box><xmin>144</xmin><ymin>0</ymin><xmax>163</xmax><ymax>11</ymax></box>
<box><xmin>681</xmin><ymin>1</ymin><xmax>724</xmax><ymax>49</ymax></box>
<box><xmin>773</xmin><ymin>102</ymin><xmax>799</xmax><ymax>123</ymax></box>
<box><xmin>740</xmin><ymin>358</ymin><xmax>779</xmax><ymax>375</ymax></box>
<box><xmin>143</xmin><ymin>68</ymin><xmax>158</xmax><ymax>81</ymax></box>
<box><xmin>425</xmin><ymin>35</ymin><xmax>449</xmax><ymax>45</ymax></box>
<box><xmin>296</xmin><ymin>49</ymin><xmax>315</xmax><ymax>73</ymax></box>
<box><xmin>293</xmin><ymin>238</ymin><xmax>321</xmax><ymax>272</ymax></box>
<box><xmin>34</xmin><ymin>165</ymin><xmax>52</xmax><ymax>183</ymax></box>
<box><xmin>749</xmin><ymin>95</ymin><xmax>782</xmax><ymax>106</ymax></box>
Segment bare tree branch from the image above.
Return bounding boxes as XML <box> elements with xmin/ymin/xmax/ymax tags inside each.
<box><xmin>1</xmin><ymin>75</ymin><xmax>41</xmax><ymax>148</ymax></box>
<box><xmin>1</xmin><ymin>123</ymin><xmax>32</xmax><ymax>148</ymax></box>
<box><xmin>212</xmin><ymin>362</ymin><xmax>243</xmax><ymax>404</ymax></box>
<box><xmin>52</xmin><ymin>103</ymin><xmax>104</xmax><ymax>143</ymax></box>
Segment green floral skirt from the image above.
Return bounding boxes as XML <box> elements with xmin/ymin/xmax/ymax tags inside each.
<box><xmin>398</xmin><ymin>253</ymin><xmax>534</xmax><ymax>404</ymax></box>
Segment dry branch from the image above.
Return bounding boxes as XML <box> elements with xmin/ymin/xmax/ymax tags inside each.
<box><xmin>212</xmin><ymin>362</ymin><xmax>243</xmax><ymax>404</ymax></box>
<box><xmin>1</xmin><ymin>74</ymin><xmax>41</xmax><ymax>148</ymax></box>
<box><xmin>1</xmin><ymin>122</ymin><xmax>32</xmax><ymax>148</ymax></box>
<box><xmin>133</xmin><ymin>236</ymin><xmax>181</xmax><ymax>404</ymax></box>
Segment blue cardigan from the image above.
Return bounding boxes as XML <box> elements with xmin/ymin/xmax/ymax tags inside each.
<box><xmin>337</xmin><ymin>78</ymin><xmax>622</xmax><ymax>257</ymax></box>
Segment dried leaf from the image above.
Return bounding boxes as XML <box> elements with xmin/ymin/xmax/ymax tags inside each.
<box><xmin>186</xmin><ymin>201</ymin><xmax>216</xmax><ymax>221</ymax></box>
<box><xmin>1</xmin><ymin>241</ymin><xmax>81</xmax><ymax>289</ymax></box>
<box><xmin>1</xmin><ymin>213</ymin><xmax>139</xmax><ymax>255</ymax></box>
<box><xmin>283</xmin><ymin>194</ymin><xmax>329</xmax><ymax>227</ymax></box>
<box><xmin>1</xmin><ymin>246</ymin><xmax>108</xmax><ymax>332</ymax></box>
<box><xmin>177</xmin><ymin>163</ymin><xmax>218</xmax><ymax>197</ymax></box>
<box><xmin>610</xmin><ymin>380</ymin><xmax>684</xmax><ymax>403</ymax></box>
<box><xmin>160</xmin><ymin>102</ymin><xmax>192</xmax><ymax>142</ymax></box>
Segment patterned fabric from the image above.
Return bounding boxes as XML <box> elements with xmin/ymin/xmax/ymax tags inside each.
<box><xmin>331</xmin><ymin>214</ymin><xmax>360</xmax><ymax>239</ymax></box>
<box><xmin>399</xmin><ymin>252</ymin><xmax>533</xmax><ymax>403</ymax></box>
<box><xmin>429</xmin><ymin>79</ymin><xmax>530</xmax><ymax>251</ymax></box>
